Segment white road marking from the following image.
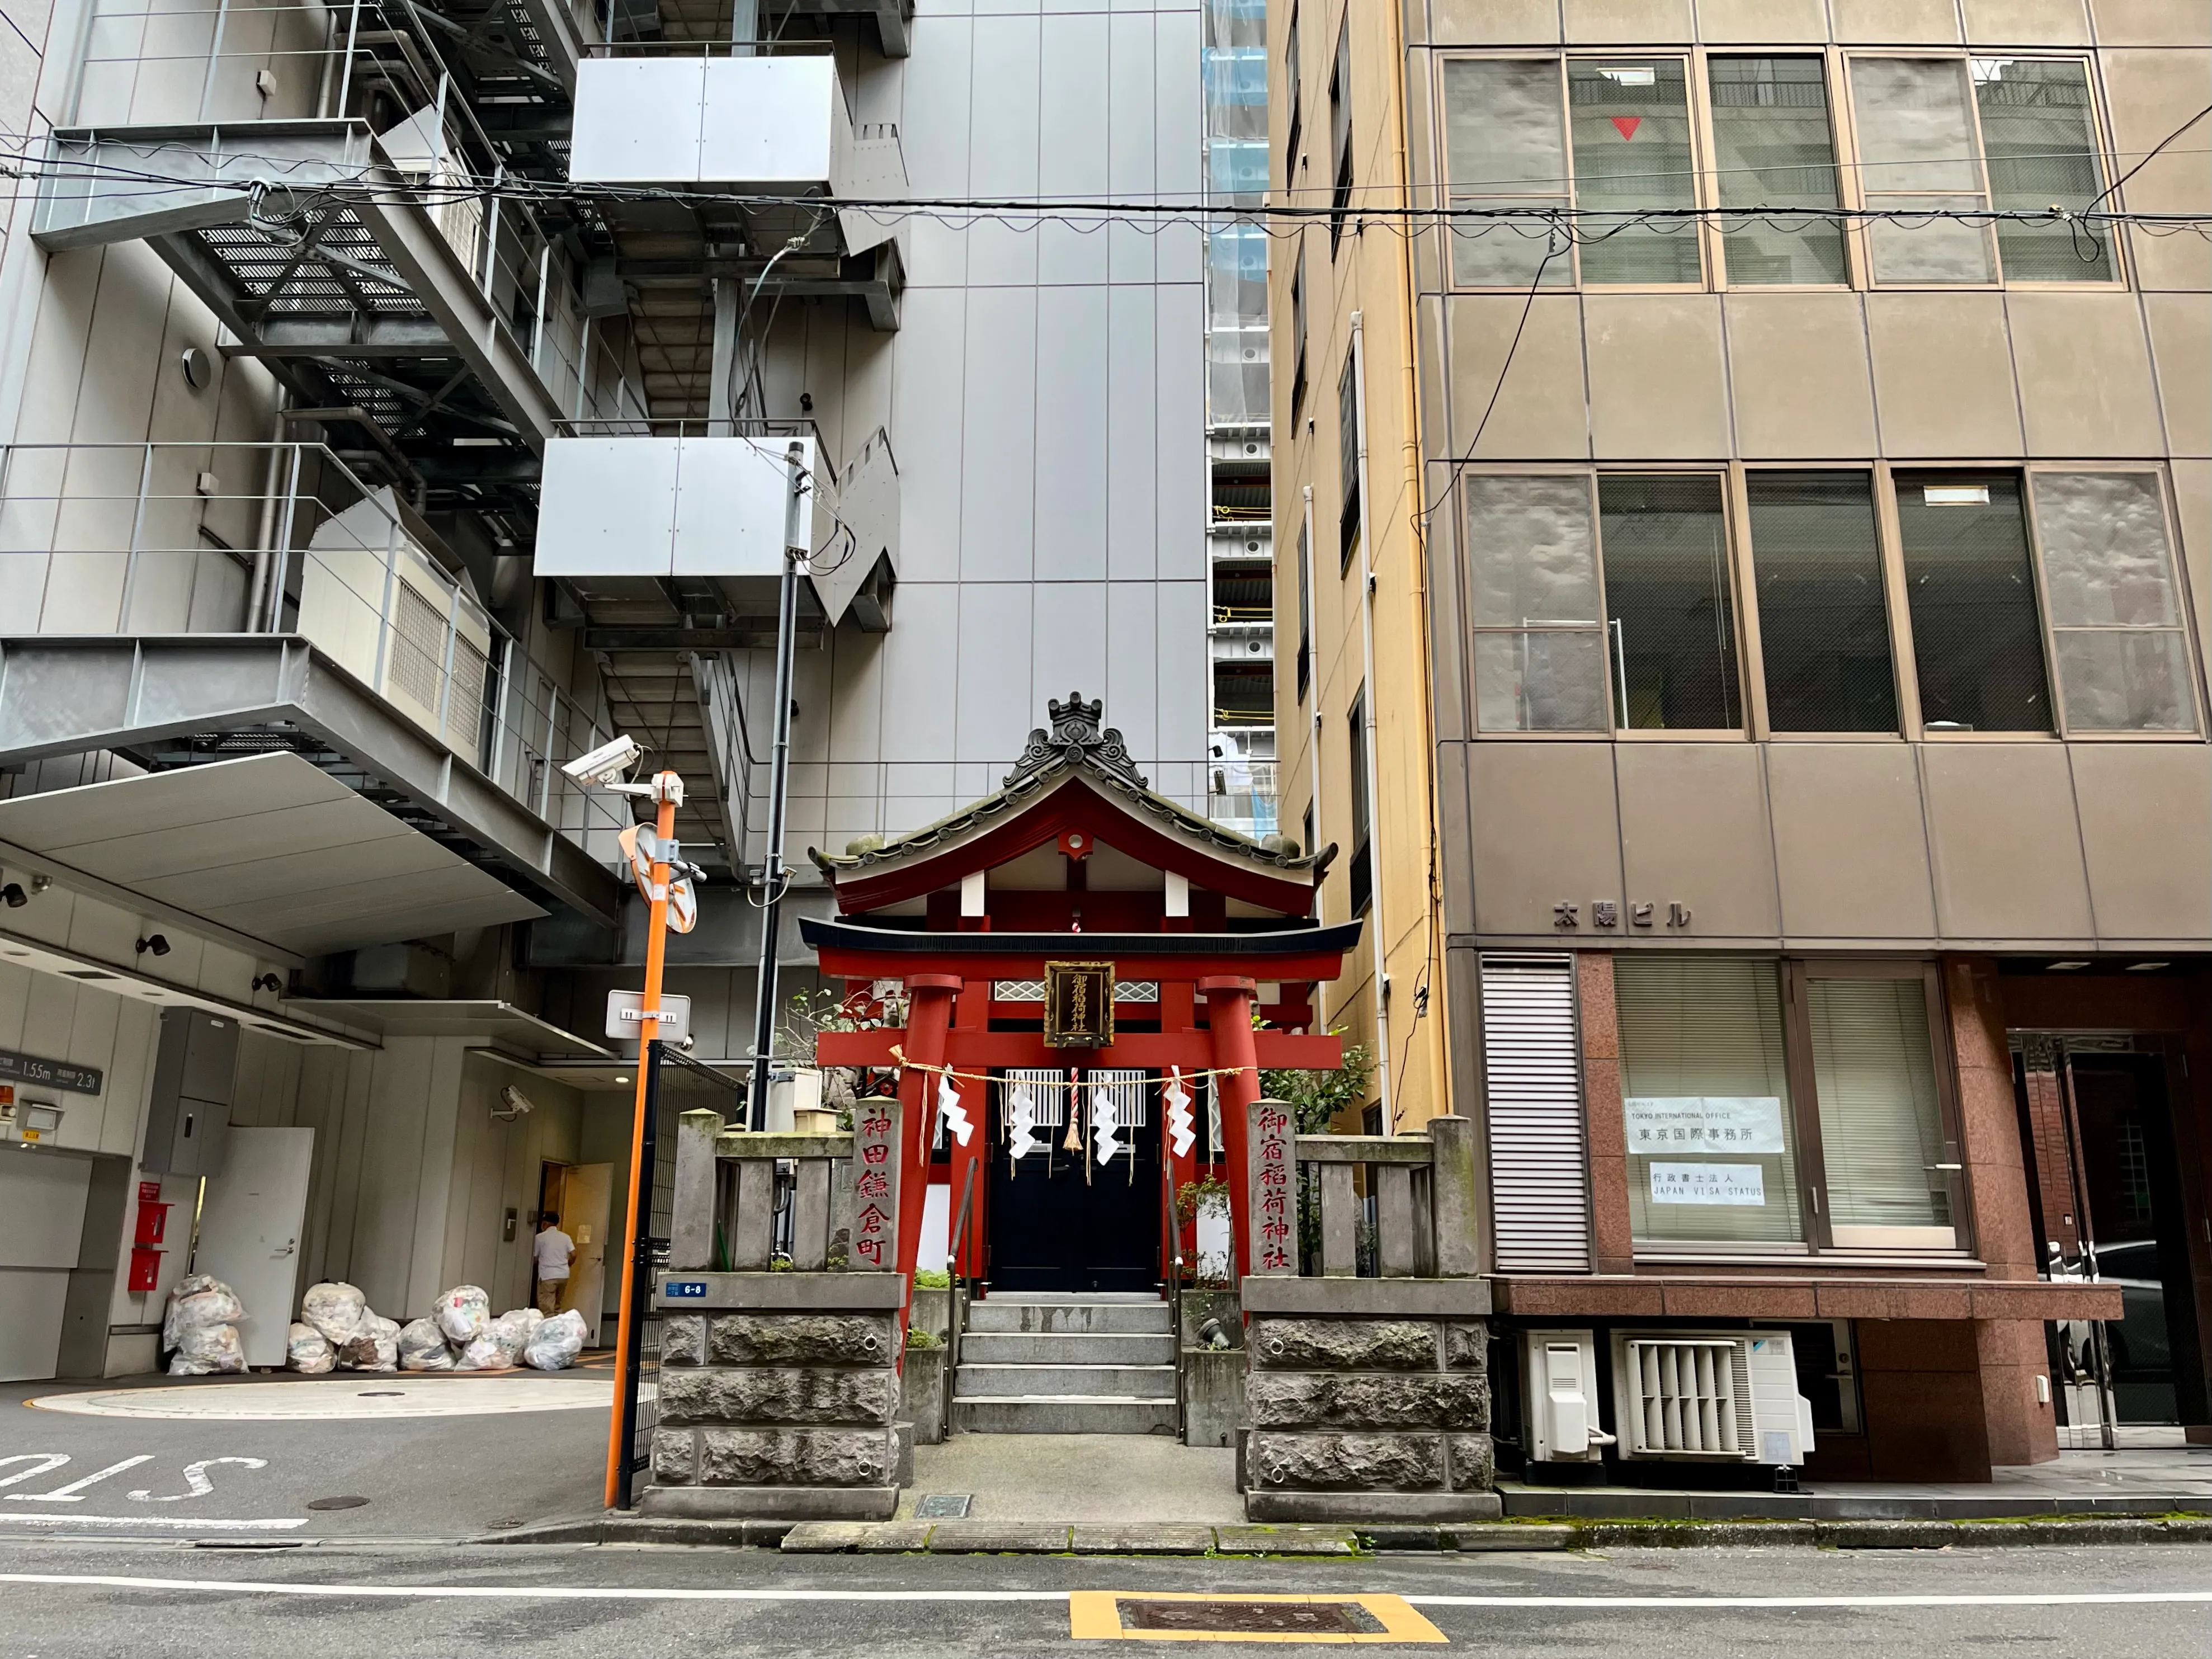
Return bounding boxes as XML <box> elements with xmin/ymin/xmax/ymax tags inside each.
<box><xmin>0</xmin><ymin>1575</ymin><xmax>2205</xmax><ymax>1608</ymax></box>
<box><xmin>28</xmin><ymin>1379</ymin><xmax>611</xmax><ymax>1421</ymax></box>
<box><xmin>129</xmin><ymin>1458</ymin><xmax>270</xmax><ymax>1501</ymax></box>
<box><xmin>6</xmin><ymin>1457</ymin><xmax>153</xmax><ymax>1502</ymax></box>
<box><xmin>0</xmin><ymin>1457</ymin><xmax>70</xmax><ymax>1489</ymax></box>
<box><xmin>0</xmin><ymin>1530</ymin><xmax>307</xmax><ymax>1539</ymax></box>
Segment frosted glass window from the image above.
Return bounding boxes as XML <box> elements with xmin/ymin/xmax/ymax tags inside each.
<box><xmin>1466</xmin><ymin>473</ymin><xmax>1607</xmax><ymax>732</ymax></box>
<box><xmin>1807</xmin><ymin>976</ymin><xmax>1951</xmax><ymax>1237</ymax></box>
<box><xmin>1568</xmin><ymin>60</ymin><xmax>1701</xmax><ymax>285</ymax></box>
<box><xmin>1598</xmin><ymin>474</ymin><xmax>1742</xmax><ymax>730</ymax></box>
<box><xmin>1747</xmin><ymin>472</ymin><xmax>1899</xmax><ymax>733</ymax></box>
<box><xmin>1975</xmin><ymin>58</ymin><xmax>2113</xmax><ymax>281</ymax></box>
<box><xmin>1617</xmin><ymin>958</ymin><xmax>1803</xmax><ymax>1246</ymax></box>
<box><xmin>1441</xmin><ymin>58</ymin><xmax>1571</xmax><ymax>288</ymax></box>
<box><xmin>1895</xmin><ymin>472</ymin><xmax>2051</xmax><ymax>733</ymax></box>
<box><xmin>2030</xmin><ymin>473</ymin><xmax>2197</xmax><ymax>732</ymax></box>
<box><xmin>1850</xmin><ymin>58</ymin><xmax>1997</xmax><ymax>284</ymax></box>
<box><xmin>1709</xmin><ymin>56</ymin><xmax>1848</xmax><ymax>285</ymax></box>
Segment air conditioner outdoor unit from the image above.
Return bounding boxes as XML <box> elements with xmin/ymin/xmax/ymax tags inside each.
<box><xmin>1609</xmin><ymin>1330</ymin><xmax>1815</xmax><ymax>1466</ymax></box>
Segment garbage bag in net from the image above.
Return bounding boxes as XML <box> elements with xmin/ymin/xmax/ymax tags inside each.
<box><xmin>169</xmin><ymin>1323</ymin><xmax>244</xmax><ymax>1375</ymax></box>
<box><xmin>162</xmin><ymin>1275</ymin><xmax>244</xmax><ymax>1347</ymax></box>
<box><xmin>484</xmin><ymin>1308</ymin><xmax>540</xmax><ymax>1359</ymax></box>
<box><xmin>523</xmin><ymin>1309</ymin><xmax>589</xmax><ymax>1371</ymax></box>
<box><xmin>338</xmin><ymin>1312</ymin><xmax>401</xmax><ymax>1372</ymax></box>
<box><xmin>453</xmin><ymin>1333</ymin><xmax>515</xmax><ymax>1371</ymax></box>
<box><xmin>286</xmin><ymin>1322</ymin><xmax>336</xmax><ymax>1374</ymax></box>
<box><xmin>398</xmin><ymin>1317</ymin><xmax>455</xmax><ymax>1371</ymax></box>
<box><xmin>299</xmin><ymin>1281</ymin><xmax>367</xmax><ymax>1345</ymax></box>
<box><xmin>433</xmin><ymin>1284</ymin><xmax>490</xmax><ymax>1344</ymax></box>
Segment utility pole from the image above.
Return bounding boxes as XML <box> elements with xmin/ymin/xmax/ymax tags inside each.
<box><xmin>747</xmin><ymin>442</ymin><xmax>808</xmax><ymax>1130</ymax></box>
<box><xmin>602</xmin><ymin>766</ymin><xmax>681</xmax><ymax>1510</ymax></box>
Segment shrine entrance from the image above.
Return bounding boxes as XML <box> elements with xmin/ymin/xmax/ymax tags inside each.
<box><xmin>801</xmin><ymin>694</ymin><xmax>1359</xmax><ymax>1316</ymax></box>
<box><xmin>986</xmin><ymin>1069</ymin><xmax>1163</xmax><ymax>1293</ymax></box>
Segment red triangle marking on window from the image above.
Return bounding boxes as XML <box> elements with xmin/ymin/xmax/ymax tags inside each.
<box><xmin>1611</xmin><ymin>116</ymin><xmax>1642</xmax><ymax>141</ymax></box>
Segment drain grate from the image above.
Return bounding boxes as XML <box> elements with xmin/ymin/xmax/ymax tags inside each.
<box><xmin>914</xmin><ymin>1493</ymin><xmax>972</xmax><ymax>1520</ymax></box>
<box><xmin>1069</xmin><ymin>1593</ymin><xmax>1447</xmax><ymax>1644</ymax></box>
<box><xmin>1119</xmin><ymin>1601</ymin><xmax>1386</xmax><ymax>1636</ymax></box>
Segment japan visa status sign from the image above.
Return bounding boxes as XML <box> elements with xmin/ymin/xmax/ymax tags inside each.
<box><xmin>1624</xmin><ymin>1095</ymin><xmax>1785</xmax><ymax>1155</ymax></box>
<box><xmin>1648</xmin><ymin>1161</ymin><xmax>1767</xmax><ymax>1207</ymax></box>
<box><xmin>1043</xmin><ymin>960</ymin><xmax>1115</xmax><ymax>1048</ymax></box>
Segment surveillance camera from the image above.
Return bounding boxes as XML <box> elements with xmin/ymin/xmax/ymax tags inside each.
<box><xmin>678</xmin><ymin>1034</ymin><xmax>696</xmax><ymax>1053</ymax></box>
<box><xmin>561</xmin><ymin>733</ymin><xmax>642</xmax><ymax>787</ymax></box>
<box><xmin>493</xmin><ymin>1084</ymin><xmax>536</xmax><ymax>1121</ymax></box>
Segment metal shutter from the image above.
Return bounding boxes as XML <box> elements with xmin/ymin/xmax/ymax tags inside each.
<box><xmin>1480</xmin><ymin>953</ymin><xmax>1591</xmax><ymax>1273</ymax></box>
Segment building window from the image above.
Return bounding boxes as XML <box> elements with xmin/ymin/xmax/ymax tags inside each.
<box><xmin>1975</xmin><ymin>59</ymin><xmax>2114</xmax><ymax>281</ymax></box>
<box><xmin>1289</xmin><ymin>244</ymin><xmax>1307</xmax><ymax>416</ymax></box>
<box><xmin>1346</xmin><ymin>686</ymin><xmax>1371</xmax><ymax>916</ymax></box>
<box><xmin>2029</xmin><ymin>473</ymin><xmax>2197</xmax><ymax>732</ymax></box>
<box><xmin>1283</xmin><ymin>1</ymin><xmax>1301</xmax><ymax>177</ymax></box>
<box><xmin>1327</xmin><ymin>18</ymin><xmax>1352</xmax><ymax>251</ymax></box>
<box><xmin>1337</xmin><ymin>352</ymin><xmax>1361</xmax><ymax>568</ymax></box>
<box><xmin>1848</xmin><ymin>57</ymin><xmax>1999</xmax><ymax>284</ymax></box>
<box><xmin>1745</xmin><ymin>472</ymin><xmax>1898</xmax><ymax>734</ymax></box>
<box><xmin>1439</xmin><ymin>56</ymin><xmax>1699</xmax><ymax>288</ymax></box>
<box><xmin>1616</xmin><ymin>958</ymin><xmax>1804</xmax><ymax>1246</ymax></box>
<box><xmin>1805</xmin><ymin>970</ymin><xmax>1957</xmax><ymax>1250</ymax></box>
<box><xmin>1894</xmin><ymin>472</ymin><xmax>2051</xmax><ymax>733</ymax></box>
<box><xmin>1295</xmin><ymin>517</ymin><xmax>1312</xmax><ymax>700</ymax></box>
<box><xmin>1708</xmin><ymin>56</ymin><xmax>1847</xmax><ymax>285</ymax></box>
<box><xmin>1567</xmin><ymin>60</ymin><xmax>1700</xmax><ymax>285</ymax></box>
<box><xmin>1619</xmin><ymin>958</ymin><xmax>1963</xmax><ymax>1255</ymax></box>
<box><xmin>1466</xmin><ymin>473</ymin><xmax>1608</xmax><ymax>733</ymax></box>
<box><xmin>1302</xmin><ymin>802</ymin><xmax>1315</xmax><ymax>866</ymax></box>
<box><xmin>1598</xmin><ymin>474</ymin><xmax>1742</xmax><ymax>730</ymax></box>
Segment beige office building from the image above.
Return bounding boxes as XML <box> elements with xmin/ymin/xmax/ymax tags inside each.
<box><xmin>1275</xmin><ymin>1</ymin><xmax>2210</xmax><ymax>1482</ymax></box>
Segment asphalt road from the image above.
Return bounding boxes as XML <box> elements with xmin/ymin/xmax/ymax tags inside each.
<box><xmin>0</xmin><ymin>1374</ymin><xmax>611</xmax><ymax>1539</ymax></box>
<box><xmin>0</xmin><ymin>1541</ymin><xmax>2203</xmax><ymax>1657</ymax></box>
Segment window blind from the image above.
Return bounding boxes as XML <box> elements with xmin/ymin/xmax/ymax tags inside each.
<box><xmin>1481</xmin><ymin>954</ymin><xmax>1591</xmax><ymax>1273</ymax></box>
<box><xmin>1806</xmin><ymin>977</ymin><xmax>1947</xmax><ymax>1231</ymax></box>
<box><xmin>1616</xmin><ymin>957</ymin><xmax>1803</xmax><ymax>1245</ymax></box>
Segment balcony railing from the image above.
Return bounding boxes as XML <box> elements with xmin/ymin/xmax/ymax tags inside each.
<box><xmin>0</xmin><ymin>441</ymin><xmax>630</xmax><ymax>854</ymax></box>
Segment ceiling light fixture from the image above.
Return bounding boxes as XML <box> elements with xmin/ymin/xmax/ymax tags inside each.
<box><xmin>2125</xmin><ymin>961</ymin><xmax>2170</xmax><ymax>973</ymax></box>
<box><xmin>2046</xmin><ymin>960</ymin><xmax>2090</xmax><ymax>971</ymax></box>
<box><xmin>1</xmin><ymin>884</ymin><xmax>25</xmax><ymax>908</ymax></box>
<box><xmin>135</xmin><ymin>934</ymin><xmax>171</xmax><ymax>958</ymax></box>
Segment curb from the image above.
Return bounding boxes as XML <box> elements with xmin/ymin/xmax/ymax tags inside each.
<box><xmin>477</xmin><ymin>1513</ymin><xmax>2212</xmax><ymax>1553</ymax></box>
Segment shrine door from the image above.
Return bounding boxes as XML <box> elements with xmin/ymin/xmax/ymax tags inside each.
<box><xmin>987</xmin><ymin>1068</ymin><xmax>1162</xmax><ymax>1293</ymax></box>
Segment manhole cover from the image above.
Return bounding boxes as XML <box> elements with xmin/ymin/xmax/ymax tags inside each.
<box><xmin>914</xmin><ymin>1493</ymin><xmax>971</xmax><ymax>1519</ymax></box>
<box><xmin>1119</xmin><ymin>1601</ymin><xmax>1386</xmax><ymax>1636</ymax></box>
<box><xmin>306</xmin><ymin>1496</ymin><xmax>370</xmax><ymax>1511</ymax></box>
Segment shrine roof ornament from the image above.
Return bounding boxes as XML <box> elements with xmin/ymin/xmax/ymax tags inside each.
<box><xmin>1003</xmin><ymin>694</ymin><xmax>1148</xmax><ymax>791</ymax></box>
<box><xmin>807</xmin><ymin>691</ymin><xmax>1328</xmax><ymax>884</ymax></box>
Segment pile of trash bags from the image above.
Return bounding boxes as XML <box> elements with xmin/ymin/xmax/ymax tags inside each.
<box><xmin>164</xmin><ymin>1275</ymin><xmax>246</xmax><ymax>1375</ymax></box>
<box><xmin>374</xmin><ymin>1285</ymin><xmax>588</xmax><ymax>1374</ymax></box>
<box><xmin>284</xmin><ymin>1281</ymin><xmax>401</xmax><ymax>1374</ymax></box>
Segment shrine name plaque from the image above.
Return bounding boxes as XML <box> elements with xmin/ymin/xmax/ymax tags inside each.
<box><xmin>1043</xmin><ymin>960</ymin><xmax>1115</xmax><ymax>1048</ymax></box>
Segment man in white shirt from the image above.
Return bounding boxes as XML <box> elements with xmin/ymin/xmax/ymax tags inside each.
<box><xmin>533</xmin><ymin>1212</ymin><xmax>574</xmax><ymax>1316</ymax></box>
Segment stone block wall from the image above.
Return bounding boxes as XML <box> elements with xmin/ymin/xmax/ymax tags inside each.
<box><xmin>644</xmin><ymin>1296</ymin><xmax>904</xmax><ymax>1520</ymax></box>
<box><xmin>1242</xmin><ymin>1308</ymin><xmax>1498</xmax><ymax>1523</ymax></box>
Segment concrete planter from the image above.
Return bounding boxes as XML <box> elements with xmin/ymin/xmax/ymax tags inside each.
<box><xmin>1179</xmin><ymin>1288</ymin><xmax>1242</xmax><ymax>1348</ymax></box>
<box><xmin>909</xmin><ymin>1286</ymin><xmax>951</xmax><ymax>1342</ymax></box>
<box><xmin>1182</xmin><ymin>1345</ymin><xmax>1244</xmax><ymax>1449</ymax></box>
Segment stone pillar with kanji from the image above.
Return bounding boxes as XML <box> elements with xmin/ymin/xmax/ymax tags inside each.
<box><xmin>846</xmin><ymin>1096</ymin><xmax>903</xmax><ymax>1279</ymax></box>
<box><xmin>1247</xmin><ymin>1096</ymin><xmax>1296</xmax><ymax>1276</ymax></box>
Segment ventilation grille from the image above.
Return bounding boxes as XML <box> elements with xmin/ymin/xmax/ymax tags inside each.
<box><xmin>1621</xmin><ymin>1338</ymin><xmax>1752</xmax><ymax>1458</ymax></box>
<box><xmin>1480</xmin><ymin>953</ymin><xmax>1591</xmax><ymax>1272</ymax></box>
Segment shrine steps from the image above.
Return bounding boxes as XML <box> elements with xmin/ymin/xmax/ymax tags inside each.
<box><xmin>951</xmin><ymin>1294</ymin><xmax>1178</xmax><ymax>1435</ymax></box>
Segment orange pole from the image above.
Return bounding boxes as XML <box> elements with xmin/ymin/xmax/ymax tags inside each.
<box><xmin>603</xmin><ymin>774</ymin><xmax>678</xmax><ymax>1510</ymax></box>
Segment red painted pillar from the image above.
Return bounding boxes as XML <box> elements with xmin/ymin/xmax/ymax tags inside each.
<box><xmin>1200</xmin><ymin>975</ymin><xmax>1260</xmax><ymax>1282</ymax></box>
<box><xmin>897</xmin><ymin>974</ymin><xmax>961</xmax><ymax>1328</ymax></box>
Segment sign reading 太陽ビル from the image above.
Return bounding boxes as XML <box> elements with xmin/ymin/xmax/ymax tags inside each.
<box><xmin>1625</xmin><ymin>1096</ymin><xmax>1785</xmax><ymax>1155</ymax></box>
<box><xmin>1648</xmin><ymin>1161</ymin><xmax>1767</xmax><ymax>1206</ymax></box>
<box><xmin>0</xmin><ymin>1048</ymin><xmax>102</xmax><ymax>1096</ymax></box>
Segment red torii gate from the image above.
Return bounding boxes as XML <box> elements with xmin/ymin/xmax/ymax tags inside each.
<box><xmin>799</xmin><ymin>695</ymin><xmax>1357</xmax><ymax>1307</ymax></box>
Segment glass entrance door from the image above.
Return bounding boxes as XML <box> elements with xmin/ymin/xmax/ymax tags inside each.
<box><xmin>2013</xmin><ymin>1035</ymin><xmax>2207</xmax><ymax>1441</ymax></box>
